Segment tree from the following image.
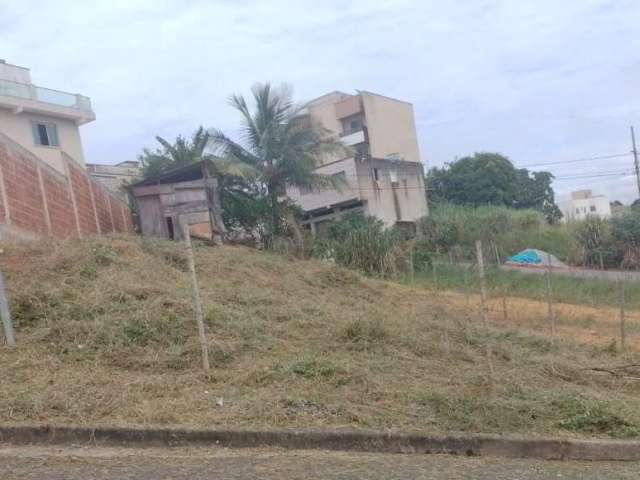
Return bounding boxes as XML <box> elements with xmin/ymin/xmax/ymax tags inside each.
<box><xmin>138</xmin><ymin>126</ymin><xmax>210</xmax><ymax>178</ymax></box>
<box><xmin>426</xmin><ymin>152</ymin><xmax>562</xmax><ymax>223</ymax></box>
<box><xmin>209</xmin><ymin>83</ymin><xmax>347</xmax><ymax>238</ymax></box>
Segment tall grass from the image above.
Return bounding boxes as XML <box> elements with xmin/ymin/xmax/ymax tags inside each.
<box><xmin>416</xmin><ymin>203</ymin><xmax>573</xmax><ymax>260</ymax></box>
<box><xmin>313</xmin><ymin>214</ymin><xmax>405</xmax><ymax>277</ymax></box>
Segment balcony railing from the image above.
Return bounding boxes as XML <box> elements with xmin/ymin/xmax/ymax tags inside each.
<box><xmin>0</xmin><ymin>78</ymin><xmax>93</xmax><ymax>113</ymax></box>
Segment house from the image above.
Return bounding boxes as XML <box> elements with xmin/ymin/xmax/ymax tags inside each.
<box><xmin>561</xmin><ymin>190</ymin><xmax>612</xmax><ymax>221</ymax></box>
<box><xmin>286</xmin><ymin>90</ymin><xmax>428</xmax><ymax>235</ymax></box>
<box><xmin>87</xmin><ymin>160</ymin><xmax>142</xmax><ymax>198</ymax></box>
<box><xmin>0</xmin><ymin>60</ymin><xmax>132</xmax><ymax>239</ymax></box>
<box><xmin>129</xmin><ymin>160</ymin><xmax>225</xmax><ymax>244</ymax></box>
<box><xmin>0</xmin><ymin>59</ymin><xmax>94</xmax><ymax>174</ymax></box>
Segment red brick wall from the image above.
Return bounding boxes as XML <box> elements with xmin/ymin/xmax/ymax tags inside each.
<box><xmin>68</xmin><ymin>162</ymin><xmax>98</xmax><ymax>235</ymax></box>
<box><xmin>42</xmin><ymin>174</ymin><xmax>76</xmax><ymax>238</ymax></box>
<box><xmin>0</xmin><ymin>144</ymin><xmax>48</xmax><ymax>236</ymax></box>
<box><xmin>0</xmin><ymin>136</ymin><xmax>132</xmax><ymax>240</ymax></box>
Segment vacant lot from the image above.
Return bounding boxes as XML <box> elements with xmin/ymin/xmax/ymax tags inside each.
<box><xmin>1</xmin><ymin>236</ymin><xmax>639</xmax><ymax>438</ymax></box>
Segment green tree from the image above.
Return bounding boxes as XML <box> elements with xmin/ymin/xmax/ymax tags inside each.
<box><xmin>138</xmin><ymin>126</ymin><xmax>210</xmax><ymax>178</ymax></box>
<box><xmin>209</xmin><ymin>83</ymin><xmax>347</xmax><ymax>237</ymax></box>
<box><xmin>426</xmin><ymin>152</ymin><xmax>561</xmax><ymax>223</ymax></box>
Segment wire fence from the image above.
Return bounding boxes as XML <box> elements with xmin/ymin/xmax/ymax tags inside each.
<box><xmin>408</xmin><ymin>240</ymin><xmax>640</xmax><ymax>354</ymax></box>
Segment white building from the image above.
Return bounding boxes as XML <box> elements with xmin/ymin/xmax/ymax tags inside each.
<box><xmin>561</xmin><ymin>190</ymin><xmax>611</xmax><ymax>221</ymax></box>
<box><xmin>0</xmin><ymin>59</ymin><xmax>94</xmax><ymax>174</ymax></box>
<box><xmin>286</xmin><ymin>90</ymin><xmax>428</xmax><ymax>235</ymax></box>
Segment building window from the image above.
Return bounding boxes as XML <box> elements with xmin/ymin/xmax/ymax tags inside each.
<box><xmin>341</xmin><ymin>114</ymin><xmax>363</xmax><ymax>136</ymax></box>
<box><xmin>575</xmin><ymin>208</ymin><xmax>580</xmax><ymax>214</ymax></box>
<box><xmin>31</xmin><ymin>122</ymin><xmax>59</xmax><ymax>147</ymax></box>
<box><xmin>372</xmin><ymin>168</ymin><xmax>380</xmax><ymax>182</ymax></box>
<box><xmin>589</xmin><ymin>205</ymin><xmax>596</xmax><ymax>212</ymax></box>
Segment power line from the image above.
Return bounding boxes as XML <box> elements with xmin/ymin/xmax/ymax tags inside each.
<box><xmin>516</xmin><ymin>153</ymin><xmax>632</xmax><ymax>168</ymax></box>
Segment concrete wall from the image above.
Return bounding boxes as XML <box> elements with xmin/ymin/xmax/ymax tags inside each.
<box><xmin>307</xmin><ymin>92</ymin><xmax>350</xmax><ymax>140</ymax></box>
<box><xmin>0</xmin><ymin>108</ymin><xmax>87</xmax><ymax>173</ymax></box>
<box><xmin>0</xmin><ymin>132</ymin><xmax>132</xmax><ymax>240</ymax></box>
<box><xmin>360</xmin><ymin>92</ymin><xmax>421</xmax><ymax>163</ymax></box>
<box><xmin>0</xmin><ymin>62</ymin><xmax>31</xmax><ymax>83</ymax></box>
<box><xmin>287</xmin><ymin>157</ymin><xmax>360</xmax><ymax>212</ymax></box>
<box><xmin>357</xmin><ymin>159</ymin><xmax>428</xmax><ymax>226</ymax></box>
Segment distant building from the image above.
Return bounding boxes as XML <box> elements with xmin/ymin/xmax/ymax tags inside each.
<box><xmin>561</xmin><ymin>190</ymin><xmax>611</xmax><ymax>221</ymax></box>
<box><xmin>286</xmin><ymin>90</ymin><xmax>428</xmax><ymax>235</ymax></box>
<box><xmin>86</xmin><ymin>160</ymin><xmax>142</xmax><ymax>198</ymax></box>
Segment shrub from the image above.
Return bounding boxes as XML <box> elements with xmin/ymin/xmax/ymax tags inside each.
<box><xmin>415</xmin><ymin>203</ymin><xmax>567</xmax><ymax>260</ymax></box>
<box><xmin>313</xmin><ymin>213</ymin><xmax>405</xmax><ymax>277</ymax></box>
<box><xmin>571</xmin><ymin>216</ymin><xmax>621</xmax><ymax>268</ymax></box>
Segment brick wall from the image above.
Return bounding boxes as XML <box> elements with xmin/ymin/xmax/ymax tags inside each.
<box><xmin>0</xmin><ymin>133</ymin><xmax>132</xmax><ymax>240</ymax></box>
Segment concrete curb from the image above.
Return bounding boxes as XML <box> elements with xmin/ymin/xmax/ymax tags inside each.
<box><xmin>1</xmin><ymin>424</ymin><xmax>639</xmax><ymax>461</ymax></box>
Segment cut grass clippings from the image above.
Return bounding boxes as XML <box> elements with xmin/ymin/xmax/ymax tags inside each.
<box><xmin>0</xmin><ymin>235</ymin><xmax>639</xmax><ymax>439</ymax></box>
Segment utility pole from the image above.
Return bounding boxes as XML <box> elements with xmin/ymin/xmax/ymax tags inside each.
<box><xmin>632</xmin><ymin>126</ymin><xmax>640</xmax><ymax>198</ymax></box>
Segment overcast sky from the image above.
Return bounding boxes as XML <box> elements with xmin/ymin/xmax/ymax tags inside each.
<box><xmin>2</xmin><ymin>0</ymin><xmax>639</xmax><ymax>202</ymax></box>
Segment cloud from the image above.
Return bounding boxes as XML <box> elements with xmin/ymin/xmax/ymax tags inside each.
<box><xmin>2</xmin><ymin>0</ymin><xmax>639</xmax><ymax>201</ymax></box>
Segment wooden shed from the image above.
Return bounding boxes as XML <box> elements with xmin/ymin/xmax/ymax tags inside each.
<box><xmin>129</xmin><ymin>160</ymin><xmax>225</xmax><ymax>243</ymax></box>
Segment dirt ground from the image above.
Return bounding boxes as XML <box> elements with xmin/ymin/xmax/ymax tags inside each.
<box><xmin>2</xmin><ymin>444</ymin><xmax>639</xmax><ymax>480</ymax></box>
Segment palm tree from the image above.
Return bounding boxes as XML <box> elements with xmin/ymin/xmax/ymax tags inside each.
<box><xmin>209</xmin><ymin>83</ymin><xmax>348</xmax><ymax>237</ymax></box>
<box><xmin>138</xmin><ymin>126</ymin><xmax>211</xmax><ymax>178</ymax></box>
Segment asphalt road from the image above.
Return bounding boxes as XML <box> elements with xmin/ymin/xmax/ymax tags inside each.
<box><xmin>2</xmin><ymin>444</ymin><xmax>639</xmax><ymax>479</ymax></box>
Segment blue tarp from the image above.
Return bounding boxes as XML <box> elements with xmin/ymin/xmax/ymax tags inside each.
<box><xmin>508</xmin><ymin>249</ymin><xmax>542</xmax><ymax>265</ymax></box>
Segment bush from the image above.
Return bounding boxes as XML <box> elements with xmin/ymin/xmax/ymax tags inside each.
<box><xmin>313</xmin><ymin>213</ymin><xmax>405</xmax><ymax>277</ymax></box>
<box><xmin>610</xmin><ymin>208</ymin><xmax>640</xmax><ymax>268</ymax></box>
<box><xmin>571</xmin><ymin>216</ymin><xmax>621</xmax><ymax>268</ymax></box>
<box><xmin>416</xmin><ymin>203</ymin><xmax>570</xmax><ymax>261</ymax></box>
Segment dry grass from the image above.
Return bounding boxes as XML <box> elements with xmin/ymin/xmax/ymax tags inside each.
<box><xmin>1</xmin><ymin>235</ymin><xmax>640</xmax><ymax>438</ymax></box>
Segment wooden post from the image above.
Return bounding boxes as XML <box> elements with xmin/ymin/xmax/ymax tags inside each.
<box><xmin>181</xmin><ymin>220</ymin><xmax>210</xmax><ymax>371</ymax></box>
<box><xmin>502</xmin><ymin>295</ymin><xmax>508</xmax><ymax>322</ymax></box>
<box><xmin>0</xmin><ymin>271</ymin><xmax>16</xmax><ymax>347</ymax></box>
<box><xmin>544</xmin><ymin>254</ymin><xmax>556</xmax><ymax>338</ymax></box>
<box><xmin>619</xmin><ymin>278</ymin><xmax>626</xmax><ymax>351</ymax></box>
<box><xmin>475</xmin><ymin>240</ymin><xmax>494</xmax><ymax>381</ymax></box>
<box><xmin>431</xmin><ymin>261</ymin><xmax>437</xmax><ymax>291</ymax></box>
<box><xmin>475</xmin><ymin>240</ymin><xmax>489</xmax><ymax>328</ymax></box>
<box><xmin>409</xmin><ymin>249</ymin><xmax>415</xmax><ymax>284</ymax></box>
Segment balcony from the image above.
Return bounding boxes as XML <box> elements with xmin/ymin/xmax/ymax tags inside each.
<box><xmin>339</xmin><ymin>129</ymin><xmax>365</xmax><ymax>146</ymax></box>
<box><xmin>0</xmin><ymin>78</ymin><xmax>94</xmax><ymax>123</ymax></box>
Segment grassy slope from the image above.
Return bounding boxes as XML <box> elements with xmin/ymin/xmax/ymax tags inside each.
<box><xmin>1</xmin><ymin>236</ymin><xmax>639</xmax><ymax>438</ymax></box>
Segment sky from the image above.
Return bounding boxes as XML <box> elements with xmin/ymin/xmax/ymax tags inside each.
<box><xmin>2</xmin><ymin>0</ymin><xmax>640</xmax><ymax>203</ymax></box>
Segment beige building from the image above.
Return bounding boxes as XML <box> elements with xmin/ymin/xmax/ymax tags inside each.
<box><xmin>0</xmin><ymin>60</ymin><xmax>94</xmax><ymax>174</ymax></box>
<box><xmin>87</xmin><ymin>160</ymin><xmax>142</xmax><ymax>197</ymax></box>
<box><xmin>287</xmin><ymin>90</ymin><xmax>428</xmax><ymax>234</ymax></box>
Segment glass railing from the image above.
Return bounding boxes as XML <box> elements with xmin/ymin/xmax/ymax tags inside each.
<box><xmin>0</xmin><ymin>78</ymin><xmax>92</xmax><ymax>113</ymax></box>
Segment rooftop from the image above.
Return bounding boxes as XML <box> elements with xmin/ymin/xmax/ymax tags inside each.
<box><xmin>0</xmin><ymin>60</ymin><xmax>95</xmax><ymax>124</ymax></box>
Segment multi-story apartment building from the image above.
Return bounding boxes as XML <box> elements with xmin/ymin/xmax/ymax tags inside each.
<box><xmin>0</xmin><ymin>60</ymin><xmax>95</xmax><ymax>174</ymax></box>
<box><xmin>0</xmin><ymin>60</ymin><xmax>132</xmax><ymax>240</ymax></box>
<box><xmin>287</xmin><ymin>90</ymin><xmax>428</xmax><ymax>234</ymax></box>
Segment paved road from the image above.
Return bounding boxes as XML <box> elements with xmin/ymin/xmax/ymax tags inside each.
<box><xmin>2</xmin><ymin>444</ymin><xmax>639</xmax><ymax>479</ymax></box>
